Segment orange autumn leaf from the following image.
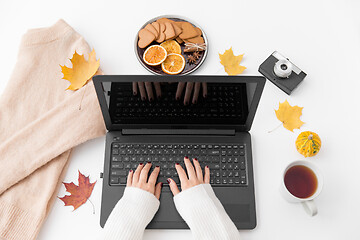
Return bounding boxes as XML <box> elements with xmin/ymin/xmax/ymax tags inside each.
<box><xmin>219</xmin><ymin>47</ymin><xmax>246</xmax><ymax>75</ymax></box>
<box><xmin>61</xmin><ymin>49</ymin><xmax>100</xmax><ymax>90</ymax></box>
<box><xmin>275</xmin><ymin>100</ymin><xmax>305</xmax><ymax>132</ymax></box>
<box><xmin>58</xmin><ymin>170</ymin><xmax>96</xmax><ymax>211</ymax></box>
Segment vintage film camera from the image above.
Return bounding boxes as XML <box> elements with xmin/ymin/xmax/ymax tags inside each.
<box><xmin>258</xmin><ymin>51</ymin><xmax>306</xmax><ymax>95</ymax></box>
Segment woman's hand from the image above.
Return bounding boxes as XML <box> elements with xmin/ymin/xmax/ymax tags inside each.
<box><xmin>133</xmin><ymin>82</ymin><xmax>162</xmax><ymax>101</ymax></box>
<box><xmin>127</xmin><ymin>162</ymin><xmax>163</xmax><ymax>199</ymax></box>
<box><xmin>168</xmin><ymin>157</ymin><xmax>210</xmax><ymax>195</ymax></box>
<box><xmin>175</xmin><ymin>82</ymin><xmax>208</xmax><ymax>105</ymax></box>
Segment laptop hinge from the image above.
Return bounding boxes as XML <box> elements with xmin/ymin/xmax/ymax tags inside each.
<box><xmin>121</xmin><ymin>129</ymin><xmax>235</xmax><ymax>135</ymax></box>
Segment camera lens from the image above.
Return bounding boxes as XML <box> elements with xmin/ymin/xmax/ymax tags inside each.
<box><xmin>274</xmin><ymin>60</ymin><xmax>292</xmax><ymax>78</ymax></box>
<box><xmin>281</xmin><ymin>64</ymin><xmax>288</xmax><ymax>70</ymax></box>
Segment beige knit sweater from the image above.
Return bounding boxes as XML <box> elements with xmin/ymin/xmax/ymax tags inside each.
<box><xmin>0</xmin><ymin>19</ymin><xmax>106</xmax><ymax>240</ymax></box>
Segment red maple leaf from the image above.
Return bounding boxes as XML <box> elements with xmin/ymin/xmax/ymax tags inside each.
<box><xmin>58</xmin><ymin>170</ymin><xmax>96</xmax><ymax>212</ymax></box>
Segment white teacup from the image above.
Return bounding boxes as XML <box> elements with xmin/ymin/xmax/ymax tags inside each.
<box><xmin>280</xmin><ymin>160</ymin><xmax>323</xmax><ymax>216</ymax></box>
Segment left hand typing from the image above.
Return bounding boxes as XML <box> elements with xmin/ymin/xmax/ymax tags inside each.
<box><xmin>127</xmin><ymin>162</ymin><xmax>163</xmax><ymax>199</ymax></box>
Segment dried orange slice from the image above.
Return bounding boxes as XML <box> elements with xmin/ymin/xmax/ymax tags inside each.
<box><xmin>143</xmin><ymin>45</ymin><xmax>167</xmax><ymax>66</ymax></box>
<box><xmin>160</xmin><ymin>40</ymin><xmax>181</xmax><ymax>54</ymax></box>
<box><xmin>161</xmin><ymin>53</ymin><xmax>185</xmax><ymax>75</ymax></box>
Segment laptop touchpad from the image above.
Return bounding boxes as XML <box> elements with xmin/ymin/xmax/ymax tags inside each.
<box><xmin>153</xmin><ymin>191</ymin><xmax>183</xmax><ymax>222</ymax></box>
<box><xmin>223</xmin><ymin>204</ymin><xmax>251</xmax><ymax>222</ymax></box>
<box><xmin>152</xmin><ymin>192</ymin><xmax>250</xmax><ymax>223</ymax></box>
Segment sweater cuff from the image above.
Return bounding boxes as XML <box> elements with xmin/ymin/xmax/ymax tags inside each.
<box><xmin>202</xmin><ymin>183</ymin><xmax>226</xmax><ymax>210</ymax></box>
<box><xmin>174</xmin><ymin>184</ymin><xmax>241</xmax><ymax>240</ymax></box>
<box><xmin>174</xmin><ymin>184</ymin><xmax>225</xmax><ymax>239</ymax></box>
<box><xmin>173</xmin><ymin>184</ymin><xmax>219</xmax><ymax>225</ymax></box>
<box><xmin>103</xmin><ymin>187</ymin><xmax>160</xmax><ymax>240</ymax></box>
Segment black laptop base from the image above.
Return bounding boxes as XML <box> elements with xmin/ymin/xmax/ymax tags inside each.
<box><xmin>94</xmin><ymin>75</ymin><xmax>266</xmax><ymax>230</ymax></box>
<box><xmin>100</xmin><ymin>131</ymin><xmax>257</xmax><ymax>229</ymax></box>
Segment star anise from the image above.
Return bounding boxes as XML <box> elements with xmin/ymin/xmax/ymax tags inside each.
<box><xmin>187</xmin><ymin>55</ymin><xmax>197</xmax><ymax>64</ymax></box>
<box><xmin>192</xmin><ymin>51</ymin><xmax>201</xmax><ymax>60</ymax></box>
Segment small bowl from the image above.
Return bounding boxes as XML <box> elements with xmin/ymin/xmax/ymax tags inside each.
<box><xmin>135</xmin><ymin>15</ymin><xmax>208</xmax><ymax>75</ymax></box>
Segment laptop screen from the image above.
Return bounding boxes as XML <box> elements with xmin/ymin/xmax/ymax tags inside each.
<box><xmin>94</xmin><ymin>75</ymin><xmax>265</xmax><ymax>131</ymax></box>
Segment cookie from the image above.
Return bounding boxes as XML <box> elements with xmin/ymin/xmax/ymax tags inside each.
<box><xmin>195</xmin><ymin>27</ymin><xmax>202</xmax><ymax>36</ymax></box>
<box><xmin>172</xmin><ymin>22</ymin><xmax>182</xmax><ymax>37</ymax></box>
<box><xmin>138</xmin><ymin>28</ymin><xmax>155</xmax><ymax>48</ymax></box>
<box><xmin>173</xmin><ymin>21</ymin><xmax>185</xmax><ymax>29</ymax></box>
<box><xmin>156</xmin><ymin>23</ymin><xmax>166</xmax><ymax>43</ymax></box>
<box><xmin>145</xmin><ymin>23</ymin><xmax>158</xmax><ymax>38</ymax></box>
<box><xmin>151</xmin><ymin>22</ymin><xmax>160</xmax><ymax>36</ymax></box>
<box><xmin>156</xmin><ymin>17</ymin><xmax>175</xmax><ymax>24</ymax></box>
<box><xmin>164</xmin><ymin>22</ymin><xmax>175</xmax><ymax>40</ymax></box>
<box><xmin>179</xmin><ymin>22</ymin><xmax>198</xmax><ymax>39</ymax></box>
<box><xmin>184</xmin><ymin>36</ymin><xmax>204</xmax><ymax>44</ymax></box>
<box><xmin>156</xmin><ymin>18</ymin><xmax>182</xmax><ymax>38</ymax></box>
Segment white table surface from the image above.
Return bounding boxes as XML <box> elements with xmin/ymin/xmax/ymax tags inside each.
<box><xmin>1</xmin><ymin>0</ymin><xmax>360</xmax><ymax>239</ymax></box>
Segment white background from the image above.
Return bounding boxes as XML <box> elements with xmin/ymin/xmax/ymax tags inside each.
<box><xmin>1</xmin><ymin>0</ymin><xmax>360</xmax><ymax>239</ymax></box>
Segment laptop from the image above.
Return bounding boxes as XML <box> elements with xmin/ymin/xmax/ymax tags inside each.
<box><xmin>93</xmin><ymin>75</ymin><xmax>265</xmax><ymax>229</ymax></box>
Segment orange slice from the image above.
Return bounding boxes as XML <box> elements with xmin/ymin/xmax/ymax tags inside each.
<box><xmin>160</xmin><ymin>40</ymin><xmax>181</xmax><ymax>54</ymax></box>
<box><xmin>143</xmin><ymin>45</ymin><xmax>167</xmax><ymax>66</ymax></box>
<box><xmin>161</xmin><ymin>53</ymin><xmax>185</xmax><ymax>75</ymax></box>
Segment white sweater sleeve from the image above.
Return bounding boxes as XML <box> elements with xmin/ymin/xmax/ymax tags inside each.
<box><xmin>174</xmin><ymin>184</ymin><xmax>241</xmax><ymax>240</ymax></box>
<box><xmin>103</xmin><ymin>187</ymin><xmax>160</xmax><ymax>240</ymax></box>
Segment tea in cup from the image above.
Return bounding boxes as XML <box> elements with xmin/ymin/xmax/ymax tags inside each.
<box><xmin>280</xmin><ymin>160</ymin><xmax>323</xmax><ymax>216</ymax></box>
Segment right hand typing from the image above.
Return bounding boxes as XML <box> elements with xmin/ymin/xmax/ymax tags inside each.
<box><xmin>167</xmin><ymin>157</ymin><xmax>241</xmax><ymax>240</ymax></box>
<box><xmin>167</xmin><ymin>156</ymin><xmax>210</xmax><ymax>195</ymax></box>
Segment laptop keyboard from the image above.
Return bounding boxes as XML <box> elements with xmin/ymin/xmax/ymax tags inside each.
<box><xmin>109</xmin><ymin>143</ymin><xmax>247</xmax><ymax>187</ymax></box>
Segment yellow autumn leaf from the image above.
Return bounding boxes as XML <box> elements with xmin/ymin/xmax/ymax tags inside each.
<box><xmin>219</xmin><ymin>47</ymin><xmax>246</xmax><ymax>75</ymax></box>
<box><xmin>275</xmin><ymin>100</ymin><xmax>305</xmax><ymax>132</ymax></box>
<box><xmin>61</xmin><ymin>49</ymin><xmax>100</xmax><ymax>91</ymax></box>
